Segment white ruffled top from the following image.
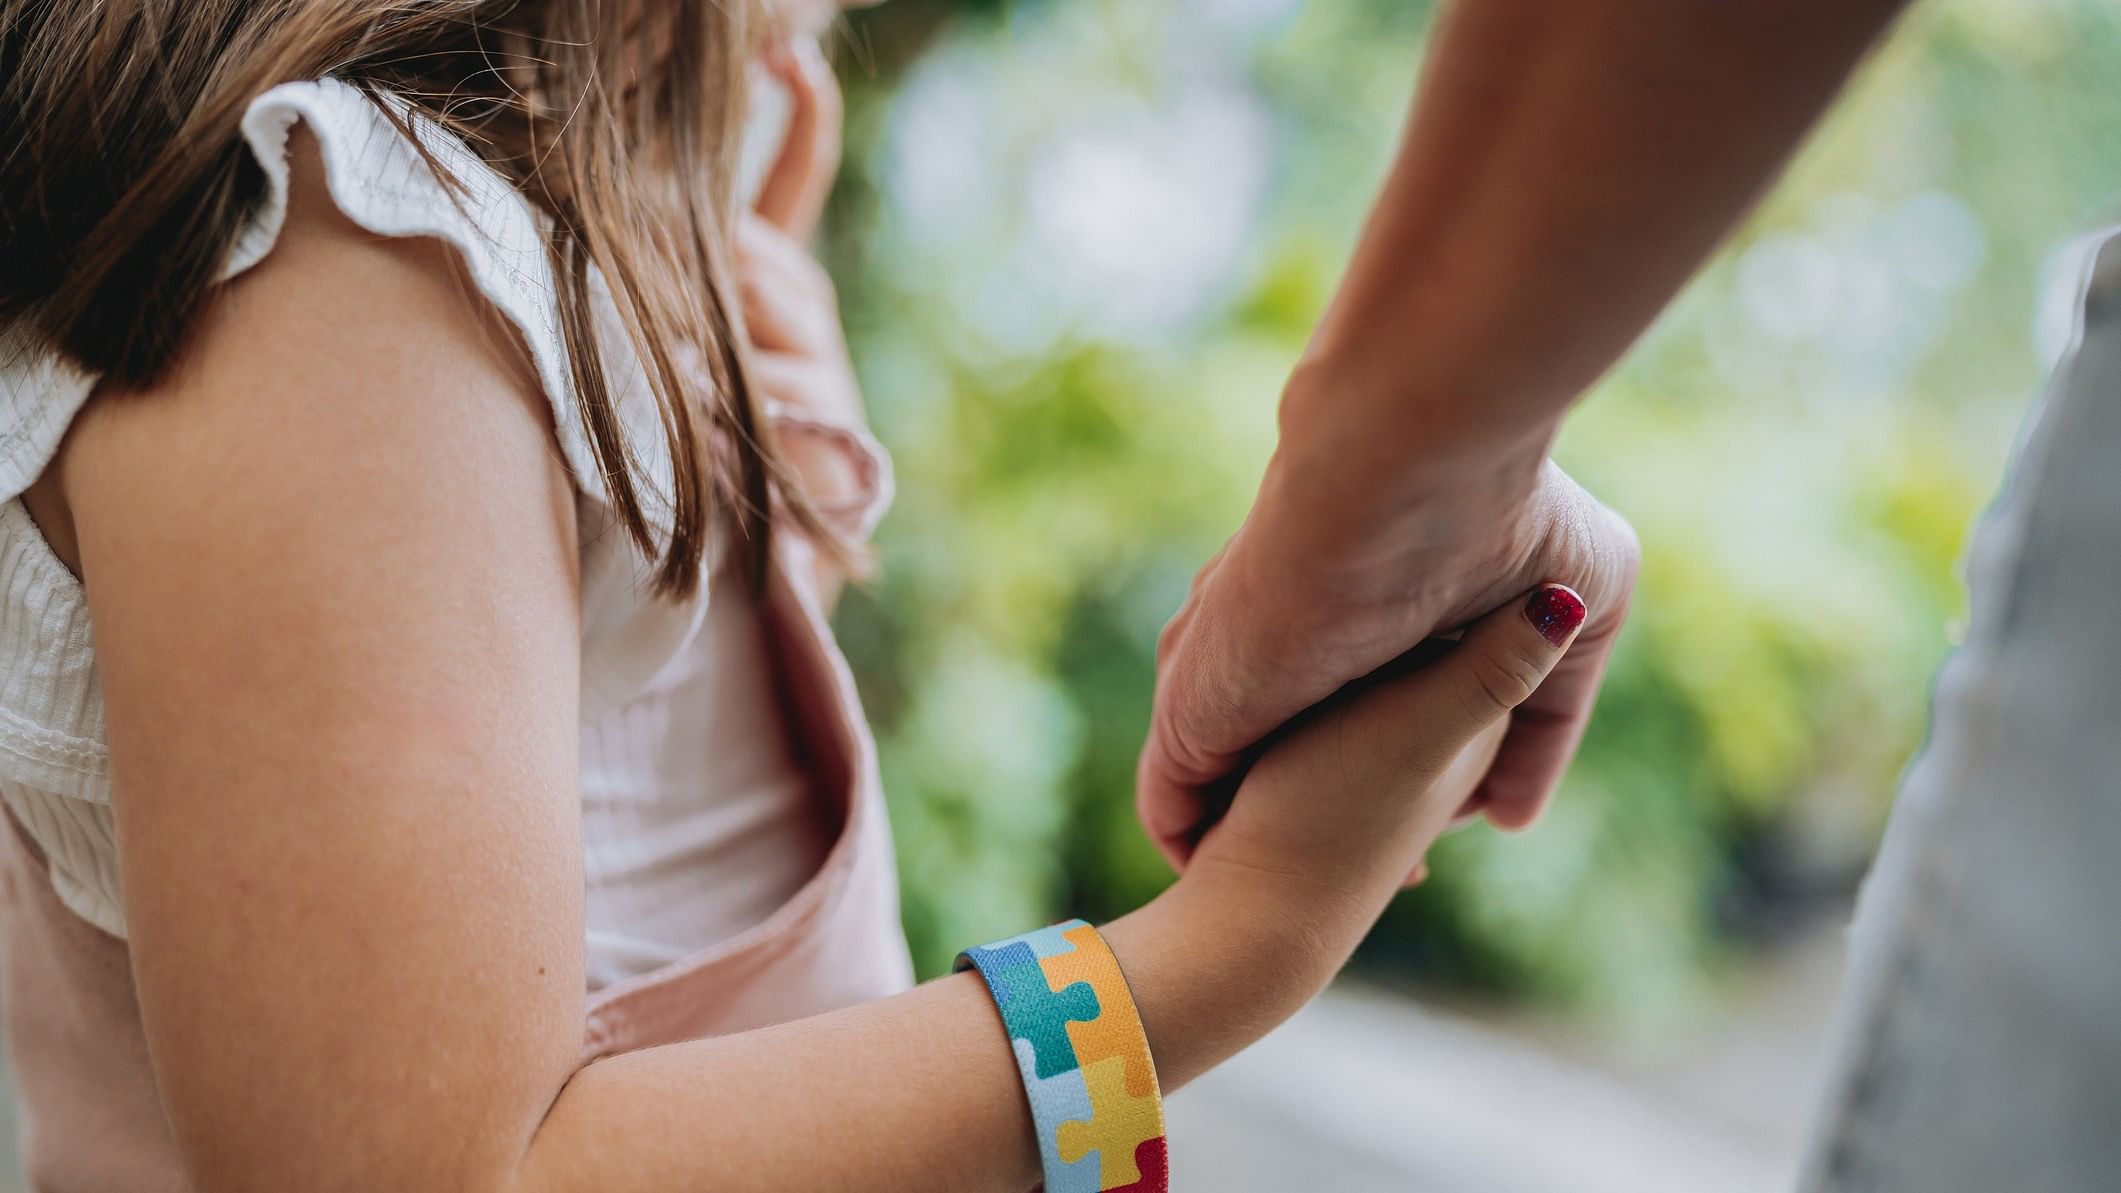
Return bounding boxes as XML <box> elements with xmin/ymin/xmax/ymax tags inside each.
<box><xmin>0</xmin><ymin>79</ymin><xmax>890</xmax><ymax>988</ymax></box>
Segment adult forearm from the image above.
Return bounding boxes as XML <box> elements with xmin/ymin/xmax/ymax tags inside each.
<box><xmin>1282</xmin><ymin>0</ymin><xmax>1912</xmax><ymax>493</ymax></box>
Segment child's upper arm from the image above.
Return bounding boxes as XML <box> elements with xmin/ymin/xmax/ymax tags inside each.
<box><xmin>59</xmin><ymin>127</ymin><xmax>589</xmax><ymax>1190</ymax></box>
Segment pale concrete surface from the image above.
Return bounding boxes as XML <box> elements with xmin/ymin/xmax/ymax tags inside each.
<box><xmin>1166</xmin><ymin>930</ymin><xmax>1849</xmax><ymax>1193</ymax></box>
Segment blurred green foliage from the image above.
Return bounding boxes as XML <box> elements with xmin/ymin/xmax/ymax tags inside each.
<box><xmin>820</xmin><ymin>0</ymin><xmax>2121</xmax><ymax>1017</ymax></box>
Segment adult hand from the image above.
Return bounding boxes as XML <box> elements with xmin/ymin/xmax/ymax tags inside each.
<box><xmin>1128</xmin><ymin>0</ymin><xmax>1913</xmax><ymax>874</ymax></box>
<box><xmin>1138</xmin><ymin>451</ymin><xmax>1638</xmax><ymax>873</ymax></box>
<box><xmin>1197</xmin><ymin>583</ymin><xmax>1587</xmax><ymax>902</ymax></box>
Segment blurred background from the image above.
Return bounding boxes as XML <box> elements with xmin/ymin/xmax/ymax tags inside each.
<box><xmin>5</xmin><ymin>1</ymin><xmax>2117</xmax><ymax>1189</ymax></box>
<box><xmin>813</xmin><ymin>0</ymin><xmax>2121</xmax><ymax>1187</ymax></box>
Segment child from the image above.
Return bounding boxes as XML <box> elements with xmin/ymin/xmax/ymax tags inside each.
<box><xmin>0</xmin><ymin>2</ymin><xmax>1587</xmax><ymax>1188</ymax></box>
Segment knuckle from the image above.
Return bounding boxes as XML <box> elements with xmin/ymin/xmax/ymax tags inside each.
<box><xmin>1466</xmin><ymin>644</ymin><xmax>1545</xmax><ymax>713</ymax></box>
<box><xmin>1534</xmin><ymin>468</ymin><xmax>1642</xmax><ymax>611</ymax></box>
<box><xmin>1599</xmin><ymin>506</ymin><xmax>1643</xmax><ymax>581</ymax></box>
<box><xmin>1149</xmin><ymin>675</ymin><xmax>1215</xmax><ymax>767</ymax></box>
<box><xmin>1154</xmin><ymin>612</ymin><xmax>1187</xmax><ymax>661</ymax></box>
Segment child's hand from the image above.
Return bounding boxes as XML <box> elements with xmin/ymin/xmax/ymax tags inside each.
<box><xmin>1192</xmin><ymin>585</ymin><xmax>1588</xmax><ymax>901</ymax></box>
<box><xmin>743</xmin><ymin>38</ymin><xmax>882</xmax><ymax>577</ymax></box>
<box><xmin>738</xmin><ymin>208</ymin><xmax>869</xmax><ymax>449</ymax></box>
<box><xmin>1106</xmin><ymin>586</ymin><xmax>1587</xmax><ymax>1090</ymax></box>
<box><xmin>744</xmin><ymin>36</ymin><xmax>858</xmax><ymax>430</ymax></box>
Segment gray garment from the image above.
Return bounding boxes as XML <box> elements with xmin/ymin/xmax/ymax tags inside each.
<box><xmin>1798</xmin><ymin>229</ymin><xmax>2121</xmax><ymax>1192</ymax></box>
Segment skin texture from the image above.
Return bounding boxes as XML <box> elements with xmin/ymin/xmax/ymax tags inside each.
<box><xmin>1139</xmin><ymin>0</ymin><xmax>1916</xmax><ymax>866</ymax></box>
<box><xmin>36</xmin><ymin>112</ymin><xmax>1584</xmax><ymax>1193</ymax></box>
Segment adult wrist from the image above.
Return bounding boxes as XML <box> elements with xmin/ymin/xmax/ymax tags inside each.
<box><xmin>1242</xmin><ymin>361</ymin><xmax>1555</xmax><ymax>626</ymax></box>
<box><xmin>1271</xmin><ymin>352</ymin><xmax>1553</xmax><ymax>530</ymax></box>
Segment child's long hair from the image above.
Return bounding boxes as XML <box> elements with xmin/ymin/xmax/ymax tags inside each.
<box><xmin>1</xmin><ymin>1</ymin><xmax>834</xmax><ymax>594</ymax></box>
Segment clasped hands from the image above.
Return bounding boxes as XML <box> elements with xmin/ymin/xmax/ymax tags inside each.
<box><xmin>1138</xmin><ymin>407</ymin><xmax>1640</xmax><ymax>886</ymax></box>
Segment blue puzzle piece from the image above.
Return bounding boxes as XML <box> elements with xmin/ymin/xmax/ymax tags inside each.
<box><xmin>1017</xmin><ymin>923</ymin><xmax>1083</xmax><ymax>959</ymax></box>
<box><xmin>965</xmin><ymin>922</ymin><xmax>1082</xmax><ymax>962</ymax></box>
<box><xmin>963</xmin><ymin>939</ymin><xmax>1039</xmax><ymax>975</ymax></box>
<box><xmin>1011</xmin><ymin>1039</ymin><xmax>1101</xmax><ymax>1193</ymax></box>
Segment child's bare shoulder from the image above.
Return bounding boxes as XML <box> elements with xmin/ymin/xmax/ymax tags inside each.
<box><xmin>50</xmin><ymin>122</ymin><xmax>568</xmax><ymax>583</ymax></box>
<box><xmin>70</xmin><ymin>123</ymin><xmax>551</xmax><ymax>486</ymax></box>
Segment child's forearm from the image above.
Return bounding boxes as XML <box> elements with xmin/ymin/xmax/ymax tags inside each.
<box><xmin>516</xmin><ymin>968</ymin><xmax>1048</xmax><ymax>1192</ymax></box>
<box><xmin>512</xmin><ymin>870</ymin><xmax>1369</xmax><ymax>1193</ymax></box>
<box><xmin>510</xmin><ymin>673</ymin><xmax>1517</xmax><ymax>1193</ymax></box>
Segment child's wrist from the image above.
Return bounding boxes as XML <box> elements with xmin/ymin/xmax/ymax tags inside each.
<box><xmin>1098</xmin><ymin>863</ymin><xmax>1381</xmax><ymax>1092</ymax></box>
<box><xmin>1186</xmin><ymin>808</ymin><xmax>1424</xmax><ymax>923</ymax></box>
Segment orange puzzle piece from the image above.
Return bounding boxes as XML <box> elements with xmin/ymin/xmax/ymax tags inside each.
<box><xmin>1039</xmin><ymin>924</ymin><xmax>1157</xmax><ymax>1098</ymax></box>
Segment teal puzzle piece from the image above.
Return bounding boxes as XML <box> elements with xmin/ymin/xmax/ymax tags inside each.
<box><xmin>962</xmin><ymin>941</ymin><xmax>1101</xmax><ymax>1078</ymax></box>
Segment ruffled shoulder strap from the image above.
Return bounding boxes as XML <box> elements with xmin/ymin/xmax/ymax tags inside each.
<box><xmin>0</xmin><ymin>78</ymin><xmax>656</xmax><ymax>509</ymax></box>
<box><xmin>225</xmin><ymin>78</ymin><xmax>609</xmax><ymax>494</ymax></box>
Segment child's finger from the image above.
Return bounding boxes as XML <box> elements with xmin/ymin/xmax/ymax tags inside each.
<box><xmin>1399</xmin><ymin>720</ymin><xmax>1504</xmax><ymax>887</ymax></box>
<box><xmin>754</xmin><ymin>37</ymin><xmax>843</xmax><ymax>241</ymax></box>
<box><xmin>737</xmin><ymin>216</ymin><xmax>827</xmax><ymax>354</ymax></box>
<box><xmin>1334</xmin><ymin>584</ymin><xmax>1588</xmax><ymax>796</ymax></box>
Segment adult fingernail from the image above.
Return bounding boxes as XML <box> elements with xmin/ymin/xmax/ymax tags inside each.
<box><xmin>1522</xmin><ymin>584</ymin><xmax>1586</xmax><ymax>647</ymax></box>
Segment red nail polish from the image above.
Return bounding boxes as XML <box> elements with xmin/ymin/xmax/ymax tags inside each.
<box><xmin>1522</xmin><ymin>585</ymin><xmax>1586</xmax><ymax>647</ymax></box>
